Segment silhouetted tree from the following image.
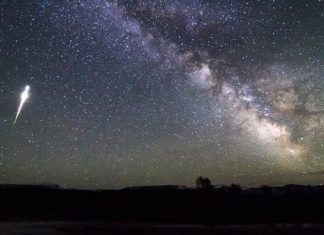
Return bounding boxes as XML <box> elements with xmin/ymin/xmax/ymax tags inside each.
<box><xmin>196</xmin><ymin>176</ymin><xmax>212</xmax><ymax>189</ymax></box>
<box><xmin>230</xmin><ymin>184</ymin><xmax>242</xmax><ymax>192</ymax></box>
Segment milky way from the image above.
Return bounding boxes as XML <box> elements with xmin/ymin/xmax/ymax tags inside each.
<box><xmin>0</xmin><ymin>0</ymin><xmax>323</xmax><ymax>189</ymax></box>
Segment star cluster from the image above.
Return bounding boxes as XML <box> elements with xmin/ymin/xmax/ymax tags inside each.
<box><xmin>0</xmin><ymin>0</ymin><xmax>323</xmax><ymax>189</ymax></box>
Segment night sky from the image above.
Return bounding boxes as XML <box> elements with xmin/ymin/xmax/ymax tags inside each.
<box><xmin>0</xmin><ymin>0</ymin><xmax>323</xmax><ymax>189</ymax></box>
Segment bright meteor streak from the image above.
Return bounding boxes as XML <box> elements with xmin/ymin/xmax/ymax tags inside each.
<box><xmin>13</xmin><ymin>85</ymin><xmax>30</xmax><ymax>126</ymax></box>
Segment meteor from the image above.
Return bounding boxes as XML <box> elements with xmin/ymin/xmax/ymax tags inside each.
<box><xmin>13</xmin><ymin>85</ymin><xmax>30</xmax><ymax>126</ymax></box>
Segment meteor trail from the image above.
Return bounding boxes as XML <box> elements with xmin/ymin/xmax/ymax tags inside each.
<box><xmin>13</xmin><ymin>85</ymin><xmax>30</xmax><ymax>126</ymax></box>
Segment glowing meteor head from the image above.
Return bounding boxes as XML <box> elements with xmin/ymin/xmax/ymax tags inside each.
<box><xmin>13</xmin><ymin>85</ymin><xmax>31</xmax><ymax>126</ymax></box>
<box><xmin>21</xmin><ymin>85</ymin><xmax>30</xmax><ymax>100</ymax></box>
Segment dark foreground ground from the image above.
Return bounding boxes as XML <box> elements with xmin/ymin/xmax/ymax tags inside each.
<box><xmin>2</xmin><ymin>184</ymin><xmax>324</xmax><ymax>234</ymax></box>
<box><xmin>2</xmin><ymin>221</ymin><xmax>324</xmax><ymax>235</ymax></box>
